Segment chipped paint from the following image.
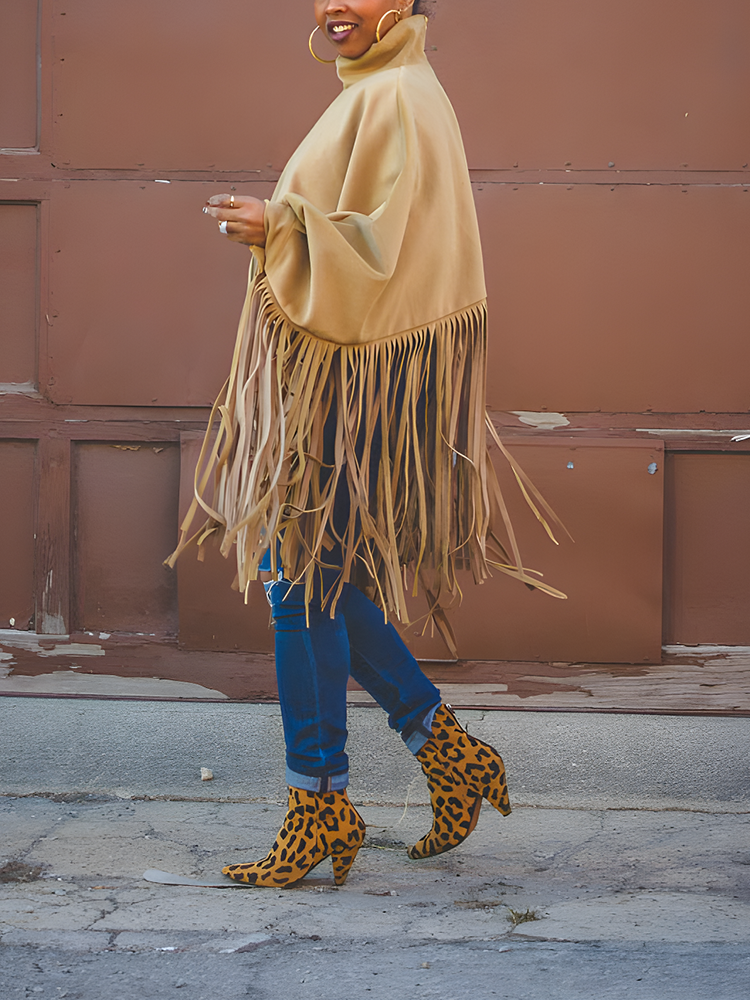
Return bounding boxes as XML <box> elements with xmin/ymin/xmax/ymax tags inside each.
<box><xmin>36</xmin><ymin>643</ymin><xmax>106</xmax><ymax>657</ymax></box>
<box><xmin>0</xmin><ymin>630</ymin><xmax>68</xmax><ymax>650</ymax></box>
<box><xmin>511</xmin><ymin>411</ymin><xmax>571</xmax><ymax>430</ymax></box>
<box><xmin>664</xmin><ymin>644</ymin><xmax>750</xmax><ymax>658</ymax></box>
<box><xmin>0</xmin><ymin>633</ymin><xmax>104</xmax><ymax>659</ymax></box>
<box><xmin>40</xmin><ymin>568</ymin><xmax>66</xmax><ymax>636</ymax></box>
<box><xmin>637</xmin><ymin>428</ymin><xmax>750</xmax><ymax>437</ymax></box>
<box><xmin>0</xmin><ymin>671</ymin><xmax>228</xmax><ymax>699</ymax></box>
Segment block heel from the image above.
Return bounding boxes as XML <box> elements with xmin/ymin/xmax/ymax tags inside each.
<box><xmin>408</xmin><ymin>704</ymin><xmax>511</xmax><ymax>858</ymax></box>
<box><xmin>331</xmin><ymin>842</ymin><xmax>362</xmax><ymax>885</ymax></box>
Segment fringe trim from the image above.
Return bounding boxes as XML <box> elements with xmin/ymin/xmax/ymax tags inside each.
<box><xmin>166</xmin><ymin>272</ymin><xmax>566</xmax><ymax>653</ymax></box>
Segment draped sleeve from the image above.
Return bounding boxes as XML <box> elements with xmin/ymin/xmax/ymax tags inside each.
<box><xmin>262</xmin><ymin>71</ymin><xmax>419</xmax><ymax>343</ymax></box>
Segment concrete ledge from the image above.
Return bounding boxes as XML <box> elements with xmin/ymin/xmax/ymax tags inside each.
<box><xmin>1</xmin><ymin>698</ymin><xmax>748</xmax><ymax>811</ymax></box>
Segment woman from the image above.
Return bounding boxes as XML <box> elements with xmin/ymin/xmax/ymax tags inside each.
<box><xmin>171</xmin><ymin>0</ymin><xmax>563</xmax><ymax>887</ymax></box>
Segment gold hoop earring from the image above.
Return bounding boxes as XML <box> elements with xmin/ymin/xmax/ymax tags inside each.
<box><xmin>375</xmin><ymin>8</ymin><xmax>402</xmax><ymax>44</ymax></box>
<box><xmin>308</xmin><ymin>25</ymin><xmax>337</xmax><ymax>64</ymax></box>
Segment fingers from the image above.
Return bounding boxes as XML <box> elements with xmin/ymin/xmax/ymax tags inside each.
<box><xmin>206</xmin><ymin>193</ymin><xmax>234</xmax><ymax>208</ymax></box>
<box><xmin>203</xmin><ymin>193</ymin><xmax>238</xmax><ymax>221</ymax></box>
<box><xmin>221</xmin><ymin>222</ymin><xmax>255</xmax><ymax>245</ymax></box>
<box><xmin>205</xmin><ymin>193</ymin><xmax>256</xmax><ymax>210</ymax></box>
<box><xmin>204</xmin><ymin>194</ymin><xmax>262</xmax><ymax>212</ymax></box>
<box><xmin>216</xmin><ymin>220</ymin><xmax>252</xmax><ymax>240</ymax></box>
<box><xmin>203</xmin><ymin>202</ymin><xmax>257</xmax><ymax>221</ymax></box>
<box><xmin>200</xmin><ymin>194</ymin><xmax>265</xmax><ymax>246</ymax></box>
<box><xmin>217</xmin><ymin>220</ymin><xmax>250</xmax><ymax>233</ymax></box>
<box><xmin>206</xmin><ymin>208</ymin><xmax>238</xmax><ymax>222</ymax></box>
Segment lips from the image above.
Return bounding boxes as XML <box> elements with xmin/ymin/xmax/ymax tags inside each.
<box><xmin>327</xmin><ymin>20</ymin><xmax>359</xmax><ymax>43</ymax></box>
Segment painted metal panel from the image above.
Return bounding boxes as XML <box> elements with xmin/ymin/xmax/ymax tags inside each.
<box><xmin>430</xmin><ymin>0</ymin><xmax>750</xmax><ymax>170</ymax></box>
<box><xmin>35</xmin><ymin>435</ymin><xmax>71</xmax><ymax>635</ymax></box>
<box><xmin>179</xmin><ymin>438</ymin><xmax>664</xmax><ymax>664</ymax></box>
<box><xmin>0</xmin><ymin>203</ymin><xmax>37</xmax><ymax>386</ymax></box>
<box><xmin>48</xmin><ymin>180</ymin><xmax>272</xmax><ymax>405</ymax></box>
<box><xmin>51</xmin><ymin>1</ymin><xmax>750</xmax><ymax>172</ymax></box>
<box><xmin>48</xmin><ymin>180</ymin><xmax>750</xmax><ymax>413</ymax></box>
<box><xmin>0</xmin><ymin>439</ymin><xmax>36</xmax><ymax>630</ymax></box>
<box><xmin>664</xmin><ymin>453</ymin><xmax>750</xmax><ymax>644</ymax></box>
<box><xmin>2</xmin><ymin>0</ymin><xmax>747</xmax><ymax>669</ymax></box>
<box><xmin>403</xmin><ymin>439</ymin><xmax>665</xmax><ymax>663</ymax></box>
<box><xmin>51</xmin><ymin>0</ymin><xmax>339</xmax><ymax>170</ymax></box>
<box><xmin>176</xmin><ymin>435</ymin><xmax>274</xmax><ymax>654</ymax></box>
<box><xmin>480</xmin><ymin>183</ymin><xmax>750</xmax><ymax>413</ymax></box>
<box><xmin>0</xmin><ymin>0</ymin><xmax>38</xmax><ymax>149</ymax></box>
<box><xmin>72</xmin><ymin>442</ymin><xmax>179</xmax><ymax>634</ymax></box>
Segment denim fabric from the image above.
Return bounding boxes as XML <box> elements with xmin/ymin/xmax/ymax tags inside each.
<box><xmin>342</xmin><ymin>585</ymin><xmax>440</xmax><ymax>739</ymax></box>
<box><xmin>259</xmin><ymin>385</ymin><xmax>440</xmax><ymax>790</ymax></box>
<box><xmin>285</xmin><ymin>767</ymin><xmax>350</xmax><ymax>793</ymax></box>
<box><xmin>262</xmin><ymin>560</ymin><xmax>441</xmax><ymax>788</ymax></box>
<box><xmin>268</xmin><ymin>573</ymin><xmax>352</xmax><ymax>784</ymax></box>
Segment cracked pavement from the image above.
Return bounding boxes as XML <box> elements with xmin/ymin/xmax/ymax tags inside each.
<box><xmin>1</xmin><ymin>795</ymin><xmax>749</xmax><ymax>998</ymax></box>
<box><xmin>2</xmin><ymin>700</ymin><xmax>749</xmax><ymax>995</ymax></box>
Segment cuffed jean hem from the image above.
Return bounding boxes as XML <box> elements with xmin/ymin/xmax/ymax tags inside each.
<box><xmin>402</xmin><ymin>702</ymin><xmax>441</xmax><ymax>755</ymax></box>
<box><xmin>286</xmin><ymin>767</ymin><xmax>349</xmax><ymax>792</ymax></box>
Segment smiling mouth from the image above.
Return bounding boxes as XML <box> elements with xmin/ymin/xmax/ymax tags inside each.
<box><xmin>328</xmin><ymin>22</ymin><xmax>358</xmax><ymax>38</ymax></box>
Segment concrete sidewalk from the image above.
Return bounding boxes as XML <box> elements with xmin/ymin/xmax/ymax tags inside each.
<box><xmin>2</xmin><ymin>697</ymin><xmax>749</xmax><ymax>810</ymax></box>
<box><xmin>1</xmin><ymin>697</ymin><xmax>749</xmax><ymax>998</ymax></box>
<box><xmin>1</xmin><ymin>796</ymin><xmax>748</xmax><ymax>999</ymax></box>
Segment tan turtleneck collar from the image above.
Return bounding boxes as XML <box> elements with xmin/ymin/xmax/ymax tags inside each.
<box><xmin>336</xmin><ymin>14</ymin><xmax>428</xmax><ymax>87</ymax></box>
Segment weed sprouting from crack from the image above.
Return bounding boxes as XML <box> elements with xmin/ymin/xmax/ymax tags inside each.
<box><xmin>506</xmin><ymin>906</ymin><xmax>540</xmax><ymax>926</ymax></box>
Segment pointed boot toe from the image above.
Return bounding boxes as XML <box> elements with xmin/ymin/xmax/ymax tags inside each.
<box><xmin>222</xmin><ymin>787</ymin><xmax>365</xmax><ymax>888</ymax></box>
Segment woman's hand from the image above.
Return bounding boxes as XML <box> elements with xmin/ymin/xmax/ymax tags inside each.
<box><xmin>203</xmin><ymin>193</ymin><xmax>266</xmax><ymax>247</ymax></box>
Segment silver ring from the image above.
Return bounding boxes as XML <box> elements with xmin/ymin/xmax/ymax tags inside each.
<box><xmin>219</xmin><ymin>221</ymin><xmax>228</xmax><ymax>235</ymax></box>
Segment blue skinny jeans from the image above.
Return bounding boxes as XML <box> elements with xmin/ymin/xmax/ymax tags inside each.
<box><xmin>261</xmin><ymin>556</ymin><xmax>441</xmax><ymax>792</ymax></box>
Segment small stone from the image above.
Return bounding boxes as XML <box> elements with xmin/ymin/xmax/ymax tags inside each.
<box><xmin>421</xmin><ymin>962</ymin><xmax>431</xmax><ymax>969</ymax></box>
<box><xmin>200</xmin><ymin>768</ymin><xmax>214</xmax><ymax>781</ymax></box>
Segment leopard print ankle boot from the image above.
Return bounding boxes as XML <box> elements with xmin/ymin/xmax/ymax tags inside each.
<box><xmin>407</xmin><ymin>745</ymin><xmax>483</xmax><ymax>859</ymax></box>
<box><xmin>222</xmin><ymin>787</ymin><xmax>366</xmax><ymax>887</ymax></box>
<box><xmin>408</xmin><ymin>705</ymin><xmax>510</xmax><ymax>859</ymax></box>
<box><xmin>427</xmin><ymin>704</ymin><xmax>511</xmax><ymax>815</ymax></box>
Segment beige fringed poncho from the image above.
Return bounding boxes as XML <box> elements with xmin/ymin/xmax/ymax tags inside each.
<box><xmin>169</xmin><ymin>16</ymin><xmax>564</xmax><ymax>648</ymax></box>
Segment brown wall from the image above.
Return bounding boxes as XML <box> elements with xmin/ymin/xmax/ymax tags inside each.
<box><xmin>1</xmin><ymin>1</ymin><xmax>749</xmax><ymax>668</ymax></box>
<box><xmin>0</xmin><ymin>440</ymin><xmax>36</xmax><ymax>630</ymax></box>
<box><xmin>71</xmin><ymin>442</ymin><xmax>180</xmax><ymax>635</ymax></box>
<box><xmin>481</xmin><ymin>184</ymin><xmax>750</xmax><ymax>413</ymax></box>
<box><xmin>406</xmin><ymin>439</ymin><xmax>665</xmax><ymax>663</ymax></box>
<box><xmin>0</xmin><ymin>203</ymin><xmax>38</xmax><ymax>386</ymax></box>
<box><xmin>47</xmin><ymin>180</ymin><xmax>264</xmax><ymax>406</ymax></box>
<box><xmin>664</xmin><ymin>454</ymin><xmax>750</xmax><ymax>645</ymax></box>
<box><xmin>0</xmin><ymin>0</ymin><xmax>38</xmax><ymax>150</ymax></box>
